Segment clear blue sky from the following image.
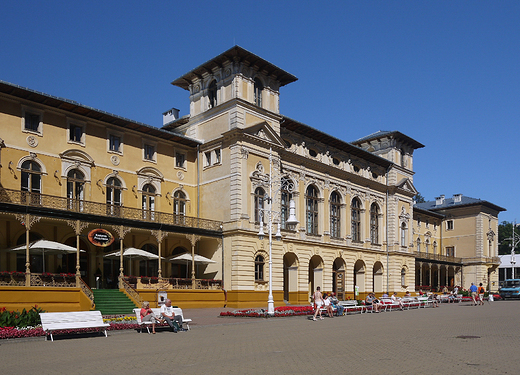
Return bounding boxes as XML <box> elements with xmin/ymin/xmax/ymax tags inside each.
<box><xmin>2</xmin><ymin>1</ymin><xmax>519</xmax><ymax>223</ymax></box>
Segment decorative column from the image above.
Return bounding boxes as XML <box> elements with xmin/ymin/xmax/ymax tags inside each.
<box><xmin>151</xmin><ymin>229</ymin><xmax>168</xmax><ymax>279</ymax></box>
<box><xmin>67</xmin><ymin>220</ymin><xmax>89</xmax><ymax>286</ymax></box>
<box><xmin>186</xmin><ymin>233</ymin><xmax>201</xmax><ymax>289</ymax></box>
<box><xmin>15</xmin><ymin>213</ymin><xmax>41</xmax><ymax>286</ymax></box>
<box><xmin>428</xmin><ymin>264</ymin><xmax>432</xmax><ymax>289</ymax></box>
<box><xmin>418</xmin><ymin>262</ymin><xmax>422</xmax><ymax>289</ymax></box>
<box><xmin>111</xmin><ymin>225</ymin><xmax>131</xmax><ymax>288</ymax></box>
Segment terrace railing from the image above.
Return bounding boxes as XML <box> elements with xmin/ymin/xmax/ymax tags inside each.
<box><xmin>0</xmin><ymin>187</ymin><xmax>222</xmax><ymax>232</ymax></box>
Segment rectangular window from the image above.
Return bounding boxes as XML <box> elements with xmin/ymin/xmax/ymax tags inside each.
<box><xmin>69</xmin><ymin>124</ymin><xmax>83</xmax><ymax>143</ymax></box>
<box><xmin>144</xmin><ymin>144</ymin><xmax>155</xmax><ymax>161</ymax></box>
<box><xmin>25</xmin><ymin>112</ymin><xmax>40</xmax><ymax>132</ymax></box>
<box><xmin>446</xmin><ymin>247</ymin><xmax>455</xmax><ymax>257</ymax></box>
<box><xmin>175</xmin><ymin>152</ymin><xmax>186</xmax><ymax>168</ymax></box>
<box><xmin>446</xmin><ymin>220</ymin><xmax>454</xmax><ymax>231</ymax></box>
<box><xmin>205</xmin><ymin>151</ymin><xmax>212</xmax><ymax>167</ymax></box>
<box><xmin>109</xmin><ymin>134</ymin><xmax>121</xmax><ymax>152</ymax></box>
<box><xmin>214</xmin><ymin>149</ymin><xmax>221</xmax><ymax>164</ymax></box>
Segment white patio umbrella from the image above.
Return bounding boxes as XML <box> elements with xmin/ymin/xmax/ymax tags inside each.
<box><xmin>168</xmin><ymin>252</ymin><xmax>216</xmax><ymax>279</ymax></box>
<box><xmin>8</xmin><ymin>239</ymin><xmax>83</xmax><ymax>273</ymax></box>
<box><xmin>104</xmin><ymin>247</ymin><xmax>164</xmax><ymax>275</ymax></box>
<box><xmin>168</xmin><ymin>252</ymin><xmax>216</xmax><ymax>265</ymax></box>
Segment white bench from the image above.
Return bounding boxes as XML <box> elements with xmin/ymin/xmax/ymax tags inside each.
<box><xmin>134</xmin><ymin>307</ymin><xmax>192</xmax><ymax>333</ymax></box>
<box><xmin>40</xmin><ymin>311</ymin><xmax>109</xmax><ymax>342</ymax></box>
<box><xmin>339</xmin><ymin>300</ymin><xmax>365</xmax><ymax>314</ymax></box>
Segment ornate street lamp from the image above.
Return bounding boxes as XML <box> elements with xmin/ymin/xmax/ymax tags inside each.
<box><xmin>257</xmin><ymin>148</ymin><xmax>298</xmax><ymax>315</ymax></box>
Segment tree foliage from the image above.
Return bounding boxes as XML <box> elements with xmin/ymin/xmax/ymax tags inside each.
<box><xmin>414</xmin><ymin>193</ymin><xmax>426</xmax><ymax>204</ymax></box>
<box><xmin>498</xmin><ymin>221</ymin><xmax>520</xmax><ymax>255</ymax></box>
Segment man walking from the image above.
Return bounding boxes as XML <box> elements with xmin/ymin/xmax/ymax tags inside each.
<box><xmin>469</xmin><ymin>283</ymin><xmax>478</xmax><ymax>306</ymax></box>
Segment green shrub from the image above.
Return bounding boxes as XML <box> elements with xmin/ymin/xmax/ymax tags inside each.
<box><xmin>0</xmin><ymin>305</ymin><xmax>45</xmax><ymax>328</ymax></box>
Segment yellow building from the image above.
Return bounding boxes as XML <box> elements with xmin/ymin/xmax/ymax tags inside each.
<box><xmin>414</xmin><ymin>195</ymin><xmax>504</xmax><ymax>291</ymax></box>
<box><xmin>0</xmin><ymin>46</ymin><xmax>505</xmax><ymax>311</ymax></box>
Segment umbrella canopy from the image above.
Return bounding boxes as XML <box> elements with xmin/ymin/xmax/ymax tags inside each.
<box><xmin>9</xmin><ymin>240</ymin><xmax>79</xmax><ymax>254</ymax></box>
<box><xmin>104</xmin><ymin>247</ymin><xmax>163</xmax><ymax>260</ymax></box>
<box><xmin>168</xmin><ymin>252</ymin><xmax>216</xmax><ymax>264</ymax></box>
<box><xmin>104</xmin><ymin>247</ymin><xmax>163</xmax><ymax>276</ymax></box>
<box><xmin>8</xmin><ymin>239</ymin><xmax>83</xmax><ymax>273</ymax></box>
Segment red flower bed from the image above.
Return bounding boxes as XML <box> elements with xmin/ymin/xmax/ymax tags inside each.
<box><xmin>0</xmin><ymin>321</ymin><xmax>142</xmax><ymax>340</ymax></box>
<box><xmin>220</xmin><ymin>305</ymin><xmax>313</xmax><ymax>318</ymax></box>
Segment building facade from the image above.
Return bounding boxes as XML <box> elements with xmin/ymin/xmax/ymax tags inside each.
<box><xmin>0</xmin><ymin>46</ymin><xmax>505</xmax><ymax>310</ymax></box>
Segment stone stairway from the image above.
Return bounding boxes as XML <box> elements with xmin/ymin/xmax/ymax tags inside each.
<box><xmin>93</xmin><ymin>289</ymin><xmax>137</xmax><ymax>315</ymax></box>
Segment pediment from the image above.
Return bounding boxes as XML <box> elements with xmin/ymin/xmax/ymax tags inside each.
<box><xmin>242</xmin><ymin>121</ymin><xmax>285</xmax><ymax>148</ymax></box>
<box><xmin>396</xmin><ymin>178</ymin><xmax>418</xmax><ymax>196</ymax></box>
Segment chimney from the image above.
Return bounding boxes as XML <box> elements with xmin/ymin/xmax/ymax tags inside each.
<box><xmin>163</xmin><ymin>107</ymin><xmax>180</xmax><ymax>126</ymax></box>
<box><xmin>435</xmin><ymin>195</ymin><xmax>445</xmax><ymax>206</ymax></box>
<box><xmin>453</xmin><ymin>194</ymin><xmax>462</xmax><ymax>203</ymax></box>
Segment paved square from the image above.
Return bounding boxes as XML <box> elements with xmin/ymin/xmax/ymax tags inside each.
<box><xmin>1</xmin><ymin>301</ymin><xmax>519</xmax><ymax>374</ymax></box>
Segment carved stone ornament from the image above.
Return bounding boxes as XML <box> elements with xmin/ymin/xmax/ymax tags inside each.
<box><xmin>194</xmin><ymin>84</ymin><xmax>200</xmax><ymax>93</ymax></box>
<box><xmin>240</xmin><ymin>147</ymin><xmax>249</xmax><ymax>159</ymax></box>
<box><xmin>177</xmin><ymin>171</ymin><xmax>185</xmax><ymax>180</ymax></box>
<box><xmin>224</xmin><ymin>68</ymin><xmax>231</xmax><ymax>78</ymax></box>
<box><xmin>27</xmin><ymin>135</ymin><xmax>38</xmax><ymax>148</ymax></box>
<box><xmin>256</xmin><ymin>161</ymin><xmax>264</xmax><ymax>173</ymax></box>
<box><xmin>110</xmin><ymin>155</ymin><xmax>120</xmax><ymax>166</ymax></box>
<box><xmin>487</xmin><ymin>230</ymin><xmax>495</xmax><ymax>242</ymax></box>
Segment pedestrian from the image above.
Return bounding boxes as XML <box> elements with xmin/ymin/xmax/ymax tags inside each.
<box><xmin>469</xmin><ymin>283</ymin><xmax>478</xmax><ymax>306</ymax></box>
<box><xmin>312</xmin><ymin>286</ymin><xmax>324</xmax><ymax>321</ymax></box>
<box><xmin>478</xmin><ymin>283</ymin><xmax>485</xmax><ymax>306</ymax></box>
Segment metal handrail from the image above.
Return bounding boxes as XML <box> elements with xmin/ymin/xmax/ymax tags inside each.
<box><xmin>0</xmin><ymin>187</ymin><xmax>222</xmax><ymax>232</ymax></box>
<box><xmin>415</xmin><ymin>252</ymin><xmax>462</xmax><ymax>264</ymax></box>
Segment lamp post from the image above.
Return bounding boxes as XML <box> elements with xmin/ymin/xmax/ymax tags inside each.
<box><xmin>257</xmin><ymin>148</ymin><xmax>298</xmax><ymax>315</ymax></box>
<box><xmin>502</xmin><ymin>221</ymin><xmax>520</xmax><ymax>279</ymax></box>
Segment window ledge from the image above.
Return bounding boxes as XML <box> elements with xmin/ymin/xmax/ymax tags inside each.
<box><xmin>255</xmin><ymin>280</ymin><xmax>268</xmax><ymax>284</ymax></box>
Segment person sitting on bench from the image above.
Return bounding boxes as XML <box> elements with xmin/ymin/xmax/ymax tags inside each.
<box><xmin>160</xmin><ymin>299</ymin><xmax>184</xmax><ymax>332</ymax></box>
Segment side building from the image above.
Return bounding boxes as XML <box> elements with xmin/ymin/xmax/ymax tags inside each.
<box><xmin>414</xmin><ymin>195</ymin><xmax>504</xmax><ymax>291</ymax></box>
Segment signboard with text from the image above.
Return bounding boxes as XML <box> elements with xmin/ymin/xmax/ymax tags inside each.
<box><xmin>88</xmin><ymin>228</ymin><xmax>115</xmax><ymax>247</ymax></box>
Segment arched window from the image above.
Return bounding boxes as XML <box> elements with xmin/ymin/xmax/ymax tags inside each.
<box><xmin>254</xmin><ymin>78</ymin><xmax>263</xmax><ymax>107</ymax></box>
<box><xmin>400</xmin><ymin>148</ymin><xmax>406</xmax><ymax>167</ymax></box>
<box><xmin>142</xmin><ymin>184</ymin><xmax>156</xmax><ymax>220</ymax></box>
<box><xmin>425</xmin><ymin>239</ymin><xmax>430</xmax><ymax>254</ymax></box>
<box><xmin>106</xmin><ymin>177</ymin><xmax>122</xmax><ymax>215</ymax></box>
<box><xmin>306</xmin><ymin>185</ymin><xmax>319</xmax><ymax>235</ymax></box>
<box><xmin>370</xmin><ymin>203</ymin><xmax>379</xmax><ymax>244</ymax></box>
<box><xmin>401</xmin><ymin>223</ymin><xmax>407</xmax><ymax>247</ymax></box>
<box><xmin>208</xmin><ymin>80</ymin><xmax>217</xmax><ymax>108</ymax></box>
<box><xmin>21</xmin><ymin>160</ymin><xmax>42</xmax><ymax>204</ymax></box>
<box><xmin>330</xmin><ymin>191</ymin><xmax>341</xmax><ymax>238</ymax></box>
<box><xmin>254</xmin><ymin>187</ymin><xmax>265</xmax><ymax>223</ymax></box>
<box><xmin>255</xmin><ymin>255</ymin><xmax>264</xmax><ymax>281</ymax></box>
<box><xmin>417</xmin><ymin>238</ymin><xmax>421</xmax><ymax>252</ymax></box>
<box><xmin>401</xmin><ymin>268</ymin><xmax>406</xmax><ymax>287</ymax></box>
<box><xmin>67</xmin><ymin>169</ymin><xmax>84</xmax><ymax>211</ymax></box>
<box><xmin>351</xmin><ymin>198</ymin><xmax>361</xmax><ymax>242</ymax></box>
<box><xmin>280</xmin><ymin>178</ymin><xmax>293</xmax><ymax>230</ymax></box>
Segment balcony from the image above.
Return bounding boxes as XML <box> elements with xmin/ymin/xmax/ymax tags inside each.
<box><xmin>415</xmin><ymin>252</ymin><xmax>462</xmax><ymax>264</ymax></box>
<box><xmin>0</xmin><ymin>187</ymin><xmax>222</xmax><ymax>234</ymax></box>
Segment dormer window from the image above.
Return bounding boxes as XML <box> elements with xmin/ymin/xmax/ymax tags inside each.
<box><xmin>254</xmin><ymin>78</ymin><xmax>263</xmax><ymax>107</ymax></box>
<box><xmin>208</xmin><ymin>80</ymin><xmax>217</xmax><ymax>108</ymax></box>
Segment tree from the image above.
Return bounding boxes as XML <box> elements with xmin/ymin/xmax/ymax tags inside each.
<box><xmin>414</xmin><ymin>193</ymin><xmax>426</xmax><ymax>204</ymax></box>
<box><xmin>498</xmin><ymin>221</ymin><xmax>520</xmax><ymax>255</ymax></box>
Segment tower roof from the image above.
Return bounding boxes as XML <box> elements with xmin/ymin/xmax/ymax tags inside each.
<box><xmin>171</xmin><ymin>46</ymin><xmax>298</xmax><ymax>90</ymax></box>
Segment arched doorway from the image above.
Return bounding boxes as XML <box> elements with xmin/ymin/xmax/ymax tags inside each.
<box><xmin>333</xmin><ymin>258</ymin><xmax>346</xmax><ymax>300</ymax></box>
<box><xmin>170</xmin><ymin>246</ymin><xmax>188</xmax><ymax>278</ymax></box>
<box><xmin>15</xmin><ymin>232</ymin><xmax>42</xmax><ymax>273</ymax></box>
<box><xmin>373</xmin><ymin>262</ymin><xmax>384</xmax><ymax>293</ymax></box>
<box><xmin>354</xmin><ymin>260</ymin><xmax>365</xmax><ymax>297</ymax></box>
<box><xmin>283</xmin><ymin>252</ymin><xmax>299</xmax><ymax>303</ymax></box>
<box><xmin>63</xmin><ymin>237</ymin><xmax>90</xmax><ymax>284</ymax></box>
<box><xmin>308</xmin><ymin>255</ymin><xmax>323</xmax><ymax>300</ymax></box>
